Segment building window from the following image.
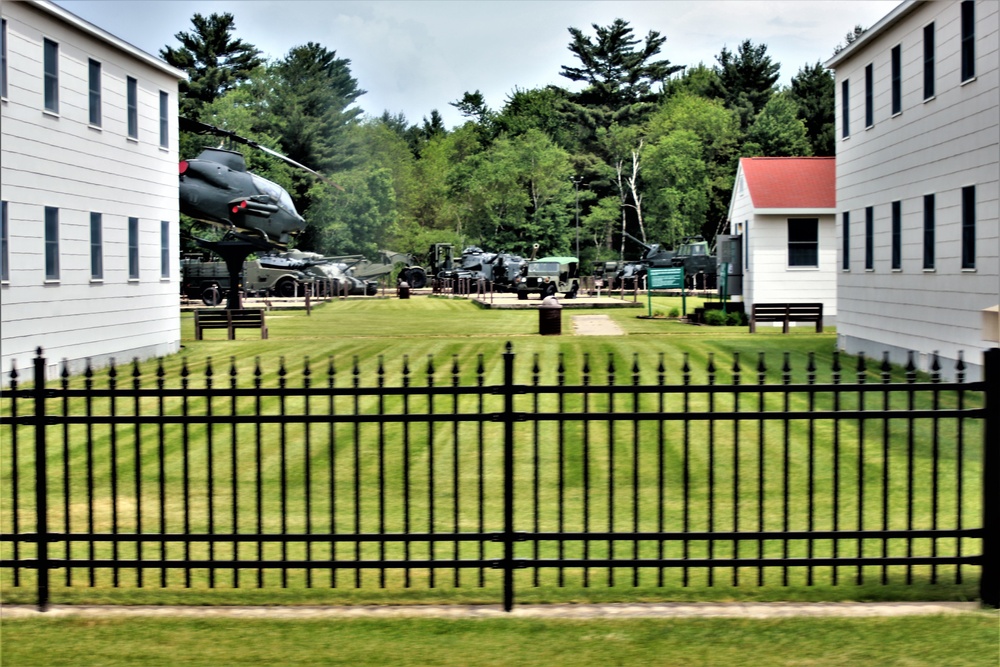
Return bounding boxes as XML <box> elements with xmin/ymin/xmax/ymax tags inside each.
<box><xmin>961</xmin><ymin>1</ymin><xmax>975</xmax><ymax>82</ymax></box>
<box><xmin>891</xmin><ymin>45</ymin><xmax>901</xmax><ymax>115</ymax></box>
<box><xmin>962</xmin><ymin>185</ymin><xmax>976</xmax><ymax>269</ymax></box>
<box><xmin>160</xmin><ymin>220</ymin><xmax>170</xmax><ymax>278</ymax></box>
<box><xmin>90</xmin><ymin>212</ymin><xmax>103</xmax><ymax>280</ymax></box>
<box><xmin>159</xmin><ymin>91</ymin><xmax>169</xmax><ymax>148</ymax></box>
<box><xmin>923</xmin><ymin>23</ymin><xmax>935</xmax><ymax>99</ymax></box>
<box><xmin>865</xmin><ymin>206</ymin><xmax>874</xmax><ymax>270</ymax></box>
<box><xmin>127</xmin><ymin>77</ymin><xmax>138</xmax><ymax>139</ymax></box>
<box><xmin>45</xmin><ymin>207</ymin><xmax>60</xmax><ymax>280</ymax></box>
<box><xmin>88</xmin><ymin>59</ymin><xmax>102</xmax><ymax>126</ymax></box>
<box><xmin>841</xmin><ymin>212</ymin><xmax>850</xmax><ymax>270</ymax></box>
<box><xmin>891</xmin><ymin>201</ymin><xmax>902</xmax><ymax>270</ymax></box>
<box><xmin>2</xmin><ymin>19</ymin><xmax>8</xmax><ymax>99</ymax></box>
<box><xmin>865</xmin><ymin>64</ymin><xmax>874</xmax><ymax>128</ymax></box>
<box><xmin>923</xmin><ymin>194</ymin><xmax>935</xmax><ymax>269</ymax></box>
<box><xmin>128</xmin><ymin>217</ymin><xmax>139</xmax><ymax>279</ymax></box>
<box><xmin>841</xmin><ymin>80</ymin><xmax>850</xmax><ymax>138</ymax></box>
<box><xmin>788</xmin><ymin>218</ymin><xmax>818</xmax><ymax>267</ymax></box>
<box><xmin>1</xmin><ymin>201</ymin><xmax>8</xmax><ymax>282</ymax></box>
<box><xmin>44</xmin><ymin>38</ymin><xmax>59</xmax><ymax>112</ymax></box>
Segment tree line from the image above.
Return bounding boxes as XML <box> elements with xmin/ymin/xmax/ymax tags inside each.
<box><xmin>165</xmin><ymin>14</ymin><xmax>836</xmax><ymax>266</ymax></box>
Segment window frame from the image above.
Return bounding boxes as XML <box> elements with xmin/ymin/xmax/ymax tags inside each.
<box><xmin>962</xmin><ymin>185</ymin><xmax>976</xmax><ymax>270</ymax></box>
<box><xmin>890</xmin><ymin>45</ymin><xmax>902</xmax><ymax>115</ymax></box>
<box><xmin>842</xmin><ymin>211</ymin><xmax>850</xmax><ymax>270</ymax></box>
<box><xmin>923</xmin><ymin>22</ymin><xmax>935</xmax><ymax>100</ymax></box>
<box><xmin>1</xmin><ymin>18</ymin><xmax>8</xmax><ymax>99</ymax></box>
<box><xmin>159</xmin><ymin>91</ymin><xmax>169</xmax><ymax>148</ymax></box>
<box><xmin>891</xmin><ymin>200</ymin><xmax>902</xmax><ymax>270</ymax></box>
<box><xmin>864</xmin><ymin>206</ymin><xmax>874</xmax><ymax>270</ymax></box>
<box><xmin>1</xmin><ymin>201</ymin><xmax>8</xmax><ymax>283</ymax></box>
<box><xmin>160</xmin><ymin>220</ymin><xmax>170</xmax><ymax>278</ymax></box>
<box><xmin>961</xmin><ymin>1</ymin><xmax>975</xmax><ymax>82</ymax></box>
<box><xmin>45</xmin><ymin>206</ymin><xmax>60</xmax><ymax>281</ymax></box>
<box><xmin>923</xmin><ymin>194</ymin><xmax>935</xmax><ymax>270</ymax></box>
<box><xmin>787</xmin><ymin>218</ymin><xmax>819</xmax><ymax>268</ymax></box>
<box><xmin>88</xmin><ymin>59</ymin><xmax>102</xmax><ymax>127</ymax></box>
<box><xmin>43</xmin><ymin>38</ymin><xmax>59</xmax><ymax>113</ymax></box>
<box><xmin>841</xmin><ymin>79</ymin><xmax>850</xmax><ymax>138</ymax></box>
<box><xmin>90</xmin><ymin>212</ymin><xmax>103</xmax><ymax>280</ymax></box>
<box><xmin>127</xmin><ymin>76</ymin><xmax>138</xmax><ymax>139</ymax></box>
<box><xmin>128</xmin><ymin>216</ymin><xmax>140</xmax><ymax>280</ymax></box>
<box><xmin>864</xmin><ymin>64</ymin><xmax>874</xmax><ymax>128</ymax></box>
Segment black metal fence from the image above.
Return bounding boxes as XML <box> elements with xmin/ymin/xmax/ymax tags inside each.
<box><xmin>2</xmin><ymin>345</ymin><xmax>997</xmax><ymax>610</ymax></box>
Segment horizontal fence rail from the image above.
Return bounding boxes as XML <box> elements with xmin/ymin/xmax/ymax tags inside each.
<box><xmin>2</xmin><ymin>345</ymin><xmax>997</xmax><ymax>610</ymax></box>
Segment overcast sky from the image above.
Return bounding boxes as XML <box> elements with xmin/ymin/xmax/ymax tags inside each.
<box><xmin>53</xmin><ymin>0</ymin><xmax>901</xmax><ymax>128</ymax></box>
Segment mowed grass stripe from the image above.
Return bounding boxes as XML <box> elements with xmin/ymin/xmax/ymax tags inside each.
<box><xmin>2</xmin><ymin>297</ymin><xmax>984</xmax><ymax>604</ymax></box>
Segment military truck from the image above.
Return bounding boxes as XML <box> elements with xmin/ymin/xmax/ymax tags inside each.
<box><xmin>670</xmin><ymin>236</ymin><xmax>717</xmax><ymax>289</ymax></box>
<box><xmin>515</xmin><ymin>256</ymin><xmax>581</xmax><ymax>300</ymax></box>
<box><xmin>181</xmin><ymin>257</ymin><xmax>315</xmax><ymax>305</ymax></box>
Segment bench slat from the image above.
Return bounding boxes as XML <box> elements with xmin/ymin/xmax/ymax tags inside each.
<box><xmin>750</xmin><ymin>303</ymin><xmax>823</xmax><ymax>334</ymax></box>
<box><xmin>195</xmin><ymin>309</ymin><xmax>268</xmax><ymax>340</ymax></box>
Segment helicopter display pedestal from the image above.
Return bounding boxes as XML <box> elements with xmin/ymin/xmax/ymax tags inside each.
<box><xmin>195</xmin><ymin>237</ymin><xmax>265</xmax><ymax>310</ymax></box>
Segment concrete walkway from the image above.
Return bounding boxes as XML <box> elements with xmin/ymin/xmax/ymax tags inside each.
<box><xmin>572</xmin><ymin>314</ymin><xmax>626</xmax><ymax>335</ymax></box>
<box><xmin>1</xmin><ymin>601</ymin><xmax>984</xmax><ymax>620</ymax></box>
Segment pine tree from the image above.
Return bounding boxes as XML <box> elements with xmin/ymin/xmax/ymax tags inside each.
<box><xmin>160</xmin><ymin>13</ymin><xmax>263</xmax><ymax>120</ymax></box>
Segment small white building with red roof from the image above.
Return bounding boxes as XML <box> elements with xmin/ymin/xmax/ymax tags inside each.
<box><xmin>726</xmin><ymin>156</ymin><xmax>838</xmax><ymax>324</ymax></box>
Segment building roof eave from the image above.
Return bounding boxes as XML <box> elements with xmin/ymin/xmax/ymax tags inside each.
<box><xmin>27</xmin><ymin>0</ymin><xmax>188</xmax><ymax>81</ymax></box>
<box><xmin>753</xmin><ymin>208</ymin><xmax>838</xmax><ymax>216</ymax></box>
<box><xmin>825</xmin><ymin>0</ymin><xmax>921</xmax><ymax>69</ymax></box>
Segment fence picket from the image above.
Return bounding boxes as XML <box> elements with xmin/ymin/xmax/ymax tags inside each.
<box><xmin>1</xmin><ymin>345</ymin><xmax>994</xmax><ymax>611</ymax></box>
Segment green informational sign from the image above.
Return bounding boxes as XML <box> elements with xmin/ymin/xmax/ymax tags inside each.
<box><xmin>646</xmin><ymin>267</ymin><xmax>686</xmax><ymax>317</ymax></box>
<box><xmin>648</xmin><ymin>268</ymin><xmax>684</xmax><ymax>289</ymax></box>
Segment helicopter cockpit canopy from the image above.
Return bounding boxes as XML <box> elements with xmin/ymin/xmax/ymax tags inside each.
<box><xmin>250</xmin><ymin>173</ymin><xmax>301</xmax><ymax>220</ymax></box>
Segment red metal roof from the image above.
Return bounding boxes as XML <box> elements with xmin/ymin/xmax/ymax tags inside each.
<box><xmin>740</xmin><ymin>157</ymin><xmax>836</xmax><ymax>209</ymax></box>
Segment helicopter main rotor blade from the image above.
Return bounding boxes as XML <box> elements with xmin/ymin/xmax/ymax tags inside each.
<box><xmin>179</xmin><ymin>117</ymin><xmax>344</xmax><ymax>191</ymax></box>
<box><xmin>254</xmin><ymin>144</ymin><xmax>344</xmax><ymax>191</ymax></box>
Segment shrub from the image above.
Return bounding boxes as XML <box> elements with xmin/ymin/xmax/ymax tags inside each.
<box><xmin>703</xmin><ymin>310</ymin><xmax>727</xmax><ymax>326</ymax></box>
<box><xmin>668</xmin><ymin>307</ymin><xmax>680</xmax><ymax>318</ymax></box>
<box><xmin>727</xmin><ymin>311</ymin><xmax>745</xmax><ymax>326</ymax></box>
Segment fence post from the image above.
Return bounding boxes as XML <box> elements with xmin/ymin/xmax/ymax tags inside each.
<box><xmin>33</xmin><ymin>348</ymin><xmax>50</xmax><ymax>611</ymax></box>
<box><xmin>502</xmin><ymin>341</ymin><xmax>515</xmax><ymax>612</ymax></box>
<box><xmin>981</xmin><ymin>347</ymin><xmax>999</xmax><ymax>608</ymax></box>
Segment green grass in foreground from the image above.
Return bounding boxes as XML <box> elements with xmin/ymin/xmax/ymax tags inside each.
<box><xmin>2</xmin><ymin>614</ymin><xmax>997</xmax><ymax>667</ymax></box>
<box><xmin>3</xmin><ymin>297</ymin><xmax>979</xmax><ymax>607</ymax></box>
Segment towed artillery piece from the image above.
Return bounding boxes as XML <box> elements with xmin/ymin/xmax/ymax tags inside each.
<box><xmin>614</xmin><ymin>231</ymin><xmax>677</xmax><ymax>290</ymax></box>
<box><xmin>396</xmin><ymin>243</ymin><xmax>526</xmax><ymax>292</ymax></box>
<box><xmin>259</xmin><ymin>249</ymin><xmax>378</xmax><ymax>296</ymax></box>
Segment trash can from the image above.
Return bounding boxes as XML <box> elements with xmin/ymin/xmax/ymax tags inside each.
<box><xmin>538</xmin><ymin>295</ymin><xmax>562</xmax><ymax>335</ymax></box>
<box><xmin>398</xmin><ymin>281</ymin><xmax>410</xmax><ymax>299</ymax></box>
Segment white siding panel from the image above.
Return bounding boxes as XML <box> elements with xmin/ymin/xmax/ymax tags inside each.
<box><xmin>832</xmin><ymin>1</ymin><xmax>999</xmax><ymax>380</ymax></box>
<box><xmin>1</xmin><ymin>1</ymin><xmax>183</xmax><ymax>386</ymax></box>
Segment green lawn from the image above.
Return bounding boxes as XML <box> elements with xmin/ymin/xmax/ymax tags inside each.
<box><xmin>2</xmin><ymin>614</ymin><xmax>997</xmax><ymax>666</ymax></box>
<box><xmin>2</xmin><ymin>296</ymin><xmax>985</xmax><ymax>607</ymax></box>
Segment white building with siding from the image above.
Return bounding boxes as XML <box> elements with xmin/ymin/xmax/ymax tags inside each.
<box><xmin>1</xmin><ymin>0</ymin><xmax>186</xmax><ymax>385</ymax></box>
<box><xmin>727</xmin><ymin>157</ymin><xmax>838</xmax><ymax>325</ymax></box>
<box><xmin>825</xmin><ymin>0</ymin><xmax>999</xmax><ymax>380</ymax></box>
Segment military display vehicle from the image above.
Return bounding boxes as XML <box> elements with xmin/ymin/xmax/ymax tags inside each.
<box><xmin>515</xmin><ymin>257</ymin><xmax>581</xmax><ymax>299</ymax></box>
<box><xmin>670</xmin><ymin>236</ymin><xmax>717</xmax><ymax>289</ymax></box>
<box><xmin>181</xmin><ymin>256</ymin><xmax>315</xmax><ymax>305</ymax></box>
<box><xmin>260</xmin><ymin>250</ymin><xmax>378</xmax><ymax>296</ymax></box>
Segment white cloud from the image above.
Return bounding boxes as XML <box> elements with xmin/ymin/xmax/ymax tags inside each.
<box><xmin>55</xmin><ymin>0</ymin><xmax>902</xmax><ymax>128</ymax></box>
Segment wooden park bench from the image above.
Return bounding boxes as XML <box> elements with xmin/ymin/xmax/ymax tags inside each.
<box><xmin>194</xmin><ymin>308</ymin><xmax>269</xmax><ymax>340</ymax></box>
<box><xmin>750</xmin><ymin>303</ymin><xmax>824</xmax><ymax>333</ymax></box>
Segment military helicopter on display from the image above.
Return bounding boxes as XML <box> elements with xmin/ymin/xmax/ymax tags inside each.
<box><xmin>177</xmin><ymin>117</ymin><xmax>341</xmax><ymax>309</ymax></box>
